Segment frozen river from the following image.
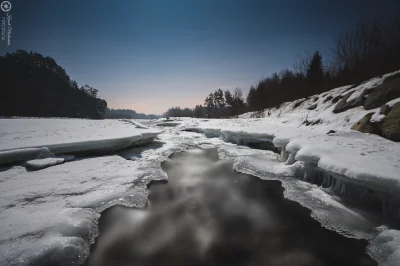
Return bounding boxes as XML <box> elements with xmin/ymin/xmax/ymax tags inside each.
<box><xmin>87</xmin><ymin>147</ymin><xmax>376</xmax><ymax>266</ymax></box>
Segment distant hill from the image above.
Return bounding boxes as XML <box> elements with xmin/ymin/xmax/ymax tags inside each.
<box><xmin>0</xmin><ymin>50</ymin><xmax>107</xmax><ymax>119</ymax></box>
<box><xmin>105</xmin><ymin>108</ymin><xmax>160</xmax><ymax>119</ymax></box>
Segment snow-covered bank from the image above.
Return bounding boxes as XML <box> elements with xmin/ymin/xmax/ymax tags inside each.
<box><xmin>163</xmin><ymin>119</ymin><xmax>400</xmax><ymax>265</ymax></box>
<box><xmin>0</xmin><ymin>119</ymin><xmax>161</xmax><ymax>165</ymax></box>
<box><xmin>173</xmin><ymin>118</ymin><xmax>400</xmax><ymax>210</ymax></box>
<box><xmin>0</xmin><ymin>125</ymin><xmax>223</xmax><ymax>265</ymax></box>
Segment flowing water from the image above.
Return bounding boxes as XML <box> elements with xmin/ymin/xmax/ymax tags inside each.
<box><xmin>87</xmin><ymin>147</ymin><xmax>377</xmax><ymax>266</ymax></box>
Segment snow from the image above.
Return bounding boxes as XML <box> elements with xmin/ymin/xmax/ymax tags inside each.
<box><xmin>345</xmin><ymin>70</ymin><xmax>400</xmax><ymax>103</ymax></box>
<box><xmin>173</xmin><ymin>118</ymin><xmax>400</xmax><ymax>195</ymax></box>
<box><xmin>168</xmin><ymin>71</ymin><xmax>400</xmax><ymax>197</ymax></box>
<box><xmin>24</xmin><ymin>155</ymin><xmax>75</xmax><ymax>170</ymax></box>
<box><xmin>0</xmin><ymin>155</ymin><xmax>149</xmax><ymax>265</ymax></box>
<box><xmin>120</xmin><ymin>119</ymin><xmax>149</xmax><ymax>129</ymax></box>
<box><xmin>345</xmin><ymin>76</ymin><xmax>383</xmax><ymax>102</ymax></box>
<box><xmin>386</xmin><ymin>97</ymin><xmax>400</xmax><ymax>107</ymax></box>
<box><xmin>370</xmin><ymin>109</ymin><xmax>386</xmax><ymax>123</ymax></box>
<box><xmin>0</xmin><ymin>119</ymin><xmax>161</xmax><ymax>164</ymax></box>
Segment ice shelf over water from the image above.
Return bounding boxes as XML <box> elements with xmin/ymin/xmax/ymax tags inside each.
<box><xmin>0</xmin><ymin>118</ymin><xmax>162</xmax><ymax>165</ymax></box>
<box><xmin>0</xmin><ymin>119</ymin><xmax>228</xmax><ymax>266</ymax></box>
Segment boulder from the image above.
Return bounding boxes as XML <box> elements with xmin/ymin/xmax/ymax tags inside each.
<box><xmin>331</xmin><ymin>95</ymin><xmax>342</xmax><ymax>103</ymax></box>
<box><xmin>307</xmin><ymin>103</ymin><xmax>317</xmax><ymax>110</ymax></box>
<box><xmin>351</xmin><ymin>113</ymin><xmax>381</xmax><ymax>135</ymax></box>
<box><xmin>381</xmin><ymin>102</ymin><xmax>400</xmax><ymax>142</ymax></box>
<box><xmin>380</xmin><ymin>105</ymin><xmax>391</xmax><ymax>115</ymax></box>
<box><xmin>363</xmin><ymin>75</ymin><xmax>400</xmax><ymax>110</ymax></box>
<box><xmin>323</xmin><ymin>95</ymin><xmax>333</xmax><ymax>103</ymax></box>
<box><xmin>333</xmin><ymin>89</ymin><xmax>370</xmax><ymax>113</ymax></box>
<box><xmin>293</xmin><ymin>99</ymin><xmax>306</xmax><ymax>109</ymax></box>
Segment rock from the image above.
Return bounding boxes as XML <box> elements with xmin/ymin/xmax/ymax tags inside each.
<box><xmin>293</xmin><ymin>99</ymin><xmax>306</xmax><ymax>108</ymax></box>
<box><xmin>307</xmin><ymin>103</ymin><xmax>317</xmax><ymax>110</ymax></box>
<box><xmin>323</xmin><ymin>95</ymin><xmax>333</xmax><ymax>103</ymax></box>
<box><xmin>326</xmin><ymin>130</ymin><xmax>336</xmax><ymax>134</ymax></box>
<box><xmin>333</xmin><ymin>89</ymin><xmax>370</xmax><ymax>113</ymax></box>
<box><xmin>381</xmin><ymin>102</ymin><xmax>400</xmax><ymax>142</ymax></box>
<box><xmin>351</xmin><ymin>113</ymin><xmax>381</xmax><ymax>135</ymax></box>
<box><xmin>380</xmin><ymin>105</ymin><xmax>391</xmax><ymax>115</ymax></box>
<box><xmin>311</xmin><ymin>119</ymin><xmax>321</xmax><ymax>125</ymax></box>
<box><xmin>331</xmin><ymin>95</ymin><xmax>342</xmax><ymax>103</ymax></box>
<box><xmin>364</xmin><ymin>75</ymin><xmax>400</xmax><ymax>110</ymax></box>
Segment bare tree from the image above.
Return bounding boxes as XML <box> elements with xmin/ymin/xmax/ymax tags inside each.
<box><xmin>293</xmin><ymin>52</ymin><xmax>312</xmax><ymax>75</ymax></box>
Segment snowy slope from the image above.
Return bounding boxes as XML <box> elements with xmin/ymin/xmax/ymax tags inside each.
<box><xmin>238</xmin><ymin>70</ymin><xmax>400</xmax><ymax>134</ymax></box>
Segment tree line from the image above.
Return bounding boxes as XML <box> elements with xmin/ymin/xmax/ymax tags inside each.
<box><xmin>164</xmin><ymin>18</ymin><xmax>400</xmax><ymax>118</ymax></box>
<box><xmin>105</xmin><ymin>108</ymin><xmax>160</xmax><ymax>119</ymax></box>
<box><xmin>164</xmin><ymin>88</ymin><xmax>246</xmax><ymax>118</ymax></box>
<box><xmin>164</xmin><ymin>106</ymin><xmax>207</xmax><ymax>118</ymax></box>
<box><xmin>0</xmin><ymin>50</ymin><xmax>107</xmax><ymax>119</ymax></box>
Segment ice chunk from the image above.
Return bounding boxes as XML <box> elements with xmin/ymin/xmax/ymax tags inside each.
<box><xmin>369</xmin><ymin>229</ymin><xmax>400</xmax><ymax>266</ymax></box>
<box><xmin>218</xmin><ymin>143</ymin><xmax>276</xmax><ymax>161</ymax></box>
<box><xmin>233</xmin><ymin>154</ymin><xmax>303</xmax><ymax>178</ymax></box>
<box><xmin>25</xmin><ymin>157</ymin><xmax>65</xmax><ymax>170</ymax></box>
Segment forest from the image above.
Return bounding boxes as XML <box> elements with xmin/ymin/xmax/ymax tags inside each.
<box><xmin>105</xmin><ymin>108</ymin><xmax>159</xmax><ymax>119</ymax></box>
<box><xmin>0</xmin><ymin>50</ymin><xmax>107</xmax><ymax>119</ymax></box>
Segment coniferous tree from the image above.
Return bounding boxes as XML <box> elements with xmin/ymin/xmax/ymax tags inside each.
<box><xmin>306</xmin><ymin>51</ymin><xmax>324</xmax><ymax>94</ymax></box>
<box><xmin>194</xmin><ymin>105</ymin><xmax>207</xmax><ymax>118</ymax></box>
<box><xmin>231</xmin><ymin>88</ymin><xmax>245</xmax><ymax>117</ymax></box>
<box><xmin>213</xmin><ymin>89</ymin><xmax>225</xmax><ymax>117</ymax></box>
<box><xmin>204</xmin><ymin>93</ymin><xmax>216</xmax><ymax>118</ymax></box>
<box><xmin>246</xmin><ymin>86</ymin><xmax>257</xmax><ymax>111</ymax></box>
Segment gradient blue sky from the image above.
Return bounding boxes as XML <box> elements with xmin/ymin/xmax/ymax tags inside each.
<box><xmin>2</xmin><ymin>0</ymin><xmax>399</xmax><ymax>114</ymax></box>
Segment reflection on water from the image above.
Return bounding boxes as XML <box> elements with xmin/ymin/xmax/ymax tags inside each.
<box><xmin>87</xmin><ymin>148</ymin><xmax>376</xmax><ymax>266</ymax></box>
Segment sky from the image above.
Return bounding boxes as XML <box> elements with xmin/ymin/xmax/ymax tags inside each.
<box><xmin>1</xmin><ymin>0</ymin><xmax>399</xmax><ymax>114</ymax></box>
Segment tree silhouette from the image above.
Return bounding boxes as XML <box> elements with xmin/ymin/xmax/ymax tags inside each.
<box><xmin>0</xmin><ymin>50</ymin><xmax>107</xmax><ymax>119</ymax></box>
<box><xmin>306</xmin><ymin>51</ymin><xmax>324</xmax><ymax>94</ymax></box>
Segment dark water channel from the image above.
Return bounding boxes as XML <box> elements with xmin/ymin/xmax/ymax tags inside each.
<box><xmin>87</xmin><ymin>147</ymin><xmax>377</xmax><ymax>266</ymax></box>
